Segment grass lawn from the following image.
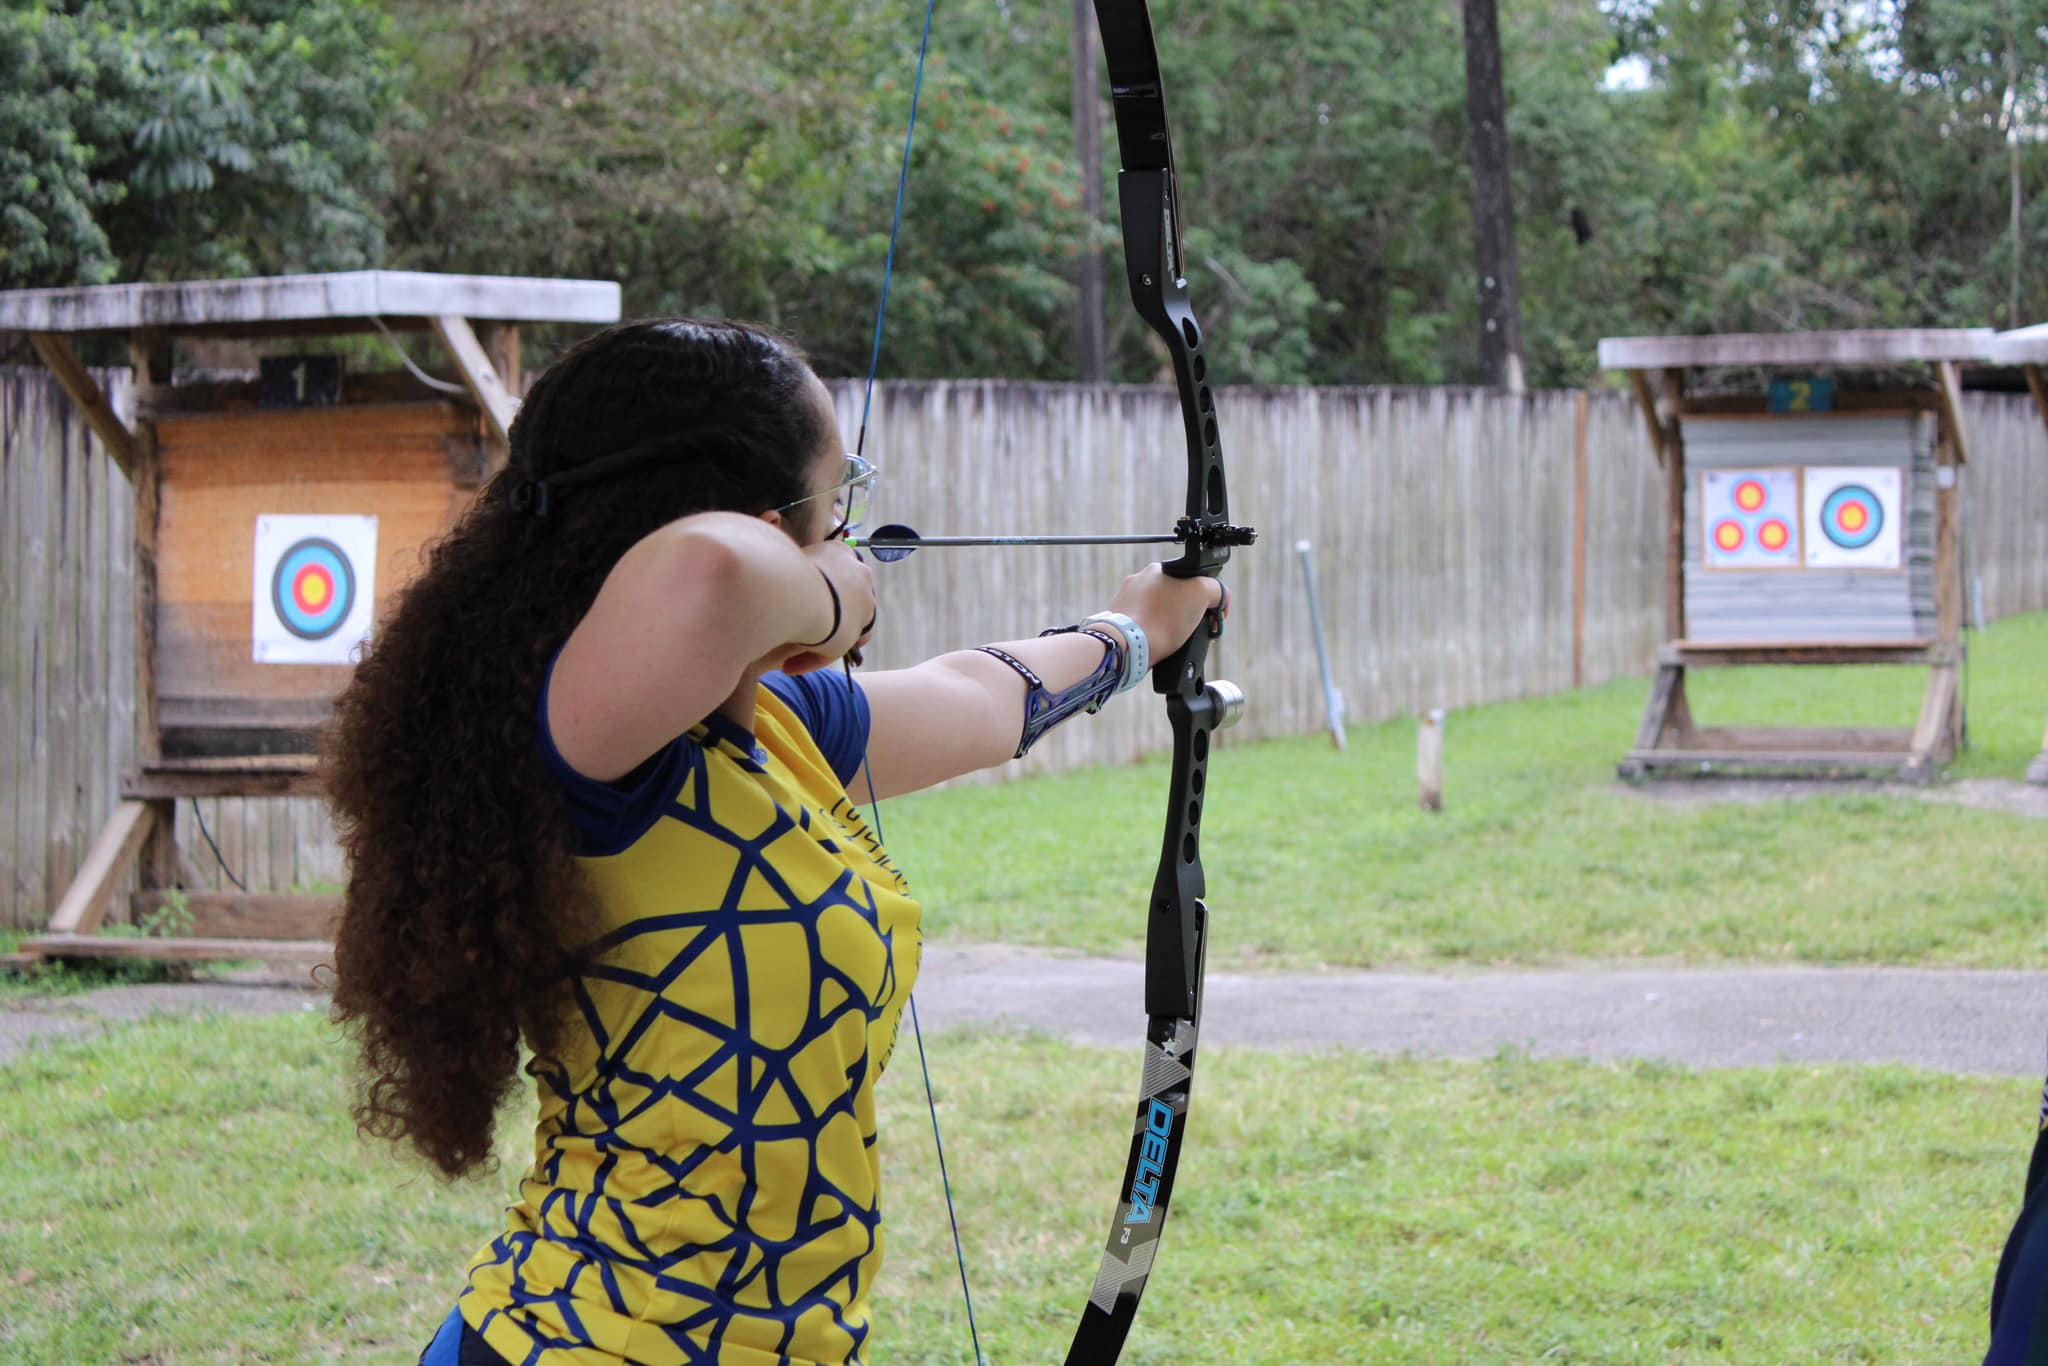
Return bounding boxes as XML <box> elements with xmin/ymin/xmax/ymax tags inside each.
<box><xmin>1</xmin><ymin>618</ymin><xmax>2042</xmax><ymax>1360</ymax></box>
<box><xmin>880</xmin><ymin>610</ymin><xmax>2048</xmax><ymax>969</ymax></box>
<box><xmin>0</xmin><ymin>1012</ymin><xmax>2033</xmax><ymax>1364</ymax></box>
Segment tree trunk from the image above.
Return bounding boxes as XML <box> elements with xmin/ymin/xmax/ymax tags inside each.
<box><xmin>1071</xmin><ymin>0</ymin><xmax>1108</xmax><ymax>382</ymax></box>
<box><xmin>1460</xmin><ymin>0</ymin><xmax>1526</xmax><ymax>392</ymax></box>
<box><xmin>2008</xmin><ymin>11</ymin><xmax>2024</xmax><ymax>329</ymax></box>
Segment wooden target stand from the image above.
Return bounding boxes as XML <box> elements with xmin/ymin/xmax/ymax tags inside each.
<box><xmin>2</xmin><ymin>272</ymin><xmax>620</xmax><ymax>968</ymax></box>
<box><xmin>1986</xmin><ymin>325</ymin><xmax>2048</xmax><ymax>786</ymax></box>
<box><xmin>1600</xmin><ymin>330</ymin><xmax>1993</xmax><ymax>783</ymax></box>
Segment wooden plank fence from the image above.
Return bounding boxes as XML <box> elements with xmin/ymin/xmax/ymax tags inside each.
<box><xmin>4</xmin><ymin>367</ymin><xmax>2044</xmax><ymax>929</ymax></box>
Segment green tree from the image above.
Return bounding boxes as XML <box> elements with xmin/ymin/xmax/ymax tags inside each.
<box><xmin>0</xmin><ymin>0</ymin><xmax>396</xmax><ymax>289</ymax></box>
<box><xmin>1605</xmin><ymin>0</ymin><xmax>2048</xmax><ymax>337</ymax></box>
<box><xmin>0</xmin><ymin>7</ymin><xmax>130</xmax><ymax>285</ymax></box>
<box><xmin>380</xmin><ymin>0</ymin><xmax>1086</xmax><ymax>378</ymax></box>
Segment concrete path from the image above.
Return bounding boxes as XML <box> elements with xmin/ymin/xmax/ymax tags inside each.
<box><xmin>0</xmin><ymin>980</ymin><xmax>324</xmax><ymax>1068</ymax></box>
<box><xmin>6</xmin><ymin>948</ymin><xmax>2045</xmax><ymax>1078</ymax></box>
<box><xmin>913</xmin><ymin>946</ymin><xmax>2048</xmax><ymax>1077</ymax></box>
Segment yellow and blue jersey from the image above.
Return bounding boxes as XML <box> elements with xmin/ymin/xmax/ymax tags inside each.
<box><xmin>456</xmin><ymin>669</ymin><xmax>920</xmax><ymax>1366</ymax></box>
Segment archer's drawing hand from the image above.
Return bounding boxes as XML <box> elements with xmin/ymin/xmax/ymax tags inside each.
<box><xmin>1109</xmin><ymin>563</ymin><xmax>1228</xmax><ymax>656</ymax></box>
<box><xmin>778</xmin><ymin>539</ymin><xmax>876</xmax><ymax>675</ymax></box>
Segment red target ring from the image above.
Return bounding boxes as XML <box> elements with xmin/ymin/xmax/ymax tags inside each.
<box><xmin>292</xmin><ymin>564</ymin><xmax>335</xmax><ymax>614</ymax></box>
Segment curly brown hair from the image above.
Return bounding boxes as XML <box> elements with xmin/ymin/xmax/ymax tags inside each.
<box><xmin>323</xmin><ymin>318</ymin><xmax>833</xmax><ymax>1179</ymax></box>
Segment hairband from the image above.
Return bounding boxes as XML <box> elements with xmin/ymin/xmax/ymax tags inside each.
<box><xmin>507</xmin><ymin>433</ymin><xmax>685</xmax><ymax>518</ymax></box>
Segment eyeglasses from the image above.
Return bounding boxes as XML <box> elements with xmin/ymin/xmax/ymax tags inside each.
<box><xmin>777</xmin><ymin>452</ymin><xmax>878</xmax><ymax>538</ymax></box>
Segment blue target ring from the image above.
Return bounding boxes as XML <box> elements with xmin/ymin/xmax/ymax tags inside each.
<box><xmin>271</xmin><ymin>537</ymin><xmax>356</xmax><ymax>640</ymax></box>
<box><xmin>1819</xmin><ymin>485</ymin><xmax>1883</xmax><ymax>550</ymax></box>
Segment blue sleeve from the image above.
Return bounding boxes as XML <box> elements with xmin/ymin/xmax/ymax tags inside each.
<box><xmin>535</xmin><ymin>657</ymin><xmax>699</xmax><ymax>858</ymax></box>
<box><xmin>762</xmin><ymin>669</ymin><xmax>872</xmax><ymax>786</ymax></box>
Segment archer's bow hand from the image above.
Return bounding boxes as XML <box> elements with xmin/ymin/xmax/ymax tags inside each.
<box><xmin>1108</xmin><ymin>563</ymin><xmax>1228</xmax><ymax>658</ymax></box>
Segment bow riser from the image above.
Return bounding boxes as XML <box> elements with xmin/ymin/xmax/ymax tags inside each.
<box><xmin>1149</xmin><ymin>679</ymin><xmax>1241</xmax><ymax>1018</ymax></box>
<box><xmin>1115</xmin><ymin>168</ymin><xmax>1235</xmax><ymax>591</ymax></box>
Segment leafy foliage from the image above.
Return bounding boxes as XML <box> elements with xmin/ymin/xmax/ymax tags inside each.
<box><xmin>0</xmin><ymin>0</ymin><xmax>395</xmax><ymax>290</ymax></box>
<box><xmin>0</xmin><ymin>6</ymin><xmax>131</xmax><ymax>285</ymax></box>
<box><xmin>10</xmin><ymin>0</ymin><xmax>2048</xmax><ymax>383</ymax></box>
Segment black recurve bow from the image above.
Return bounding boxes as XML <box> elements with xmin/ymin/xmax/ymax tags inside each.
<box><xmin>1059</xmin><ymin>4</ymin><xmax>1254</xmax><ymax>1361</ymax></box>
<box><xmin>852</xmin><ymin>1</ymin><xmax>1254</xmax><ymax>1360</ymax></box>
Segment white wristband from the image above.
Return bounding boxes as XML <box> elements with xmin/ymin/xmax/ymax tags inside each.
<box><xmin>1084</xmin><ymin>611</ymin><xmax>1148</xmax><ymax>692</ymax></box>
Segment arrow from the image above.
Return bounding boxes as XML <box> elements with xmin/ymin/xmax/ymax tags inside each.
<box><xmin>849</xmin><ymin>522</ymin><xmax>1184</xmax><ymax>563</ymax></box>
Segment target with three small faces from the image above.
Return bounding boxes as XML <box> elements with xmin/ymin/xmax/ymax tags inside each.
<box><xmin>1700</xmin><ymin>468</ymin><xmax>1800</xmax><ymax>569</ymax></box>
<box><xmin>251</xmin><ymin>514</ymin><xmax>378</xmax><ymax>663</ymax></box>
<box><xmin>1802</xmin><ymin>466</ymin><xmax>1902</xmax><ymax>569</ymax></box>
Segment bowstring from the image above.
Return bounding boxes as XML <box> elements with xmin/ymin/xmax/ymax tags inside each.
<box><xmin>845</xmin><ymin>663</ymin><xmax>985</xmax><ymax>1366</ymax></box>
<box><xmin>850</xmin><ymin>0</ymin><xmax>986</xmax><ymax>1360</ymax></box>
<box><xmin>854</xmin><ymin>0</ymin><xmax>937</xmax><ymax>466</ymax></box>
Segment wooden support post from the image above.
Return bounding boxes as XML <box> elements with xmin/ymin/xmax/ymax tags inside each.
<box><xmin>1626</xmin><ymin>368</ymin><xmax>1665</xmax><ymax>468</ymax></box>
<box><xmin>28</xmin><ymin>333</ymin><xmax>136</xmax><ymax>478</ymax></box>
<box><xmin>431</xmin><ymin>315</ymin><xmax>518</xmax><ymax>445</ymax></box>
<box><xmin>475</xmin><ymin>321</ymin><xmax>522</xmax><ymax>474</ymax></box>
<box><xmin>2027</xmin><ymin>720</ymin><xmax>2048</xmax><ymax>786</ymax></box>
<box><xmin>1657</xmin><ymin>368</ymin><xmax>1687</xmax><ymax>642</ymax></box>
<box><xmin>2025</xmin><ymin>364</ymin><xmax>2048</xmax><ymax>437</ymax></box>
<box><xmin>1905</xmin><ymin>663</ymin><xmax>1960</xmax><ymax>783</ymax></box>
<box><xmin>1637</xmin><ymin>663</ymin><xmax>1688</xmax><ymax>749</ymax></box>
<box><xmin>1417</xmin><ymin>710</ymin><xmax>1445</xmax><ymax>812</ymax></box>
<box><xmin>139</xmin><ymin>798</ymin><xmax>179</xmax><ymax>911</ymax></box>
<box><xmin>477</xmin><ymin>321</ymin><xmax>521</xmax><ymax>396</ymax></box>
<box><xmin>1572</xmin><ymin>389</ymin><xmax>1589</xmax><ymax>688</ymax></box>
<box><xmin>1932</xmin><ymin>360</ymin><xmax>1970</xmax><ymax>465</ymax></box>
<box><xmin>1928</xmin><ymin>359</ymin><xmax>1967</xmax><ymax>761</ymax></box>
<box><xmin>43</xmin><ymin>801</ymin><xmax>159</xmax><ymax>936</ymax></box>
<box><xmin>1930</xmin><ymin>363</ymin><xmax>1968</xmax><ymax>755</ymax></box>
<box><xmin>131</xmin><ymin>327</ymin><xmax>171</xmax><ymax>385</ymax></box>
<box><xmin>1619</xmin><ymin>661</ymin><xmax>1694</xmax><ymax>778</ymax></box>
<box><xmin>128</xmin><ymin>329</ymin><xmax>170</xmax><ymax>769</ymax></box>
<box><xmin>1934</xmin><ymin>480</ymin><xmax>1962</xmax><ymax>642</ymax></box>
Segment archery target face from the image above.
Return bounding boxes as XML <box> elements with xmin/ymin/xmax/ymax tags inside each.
<box><xmin>1700</xmin><ymin>468</ymin><xmax>1800</xmax><ymax>569</ymax></box>
<box><xmin>1802</xmin><ymin>466</ymin><xmax>1902</xmax><ymax>569</ymax></box>
<box><xmin>251</xmin><ymin>514</ymin><xmax>377</xmax><ymax>663</ymax></box>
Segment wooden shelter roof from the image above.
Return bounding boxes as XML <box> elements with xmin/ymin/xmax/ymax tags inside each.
<box><xmin>1597</xmin><ymin>329</ymin><xmax>1995</xmax><ymax>371</ymax></box>
<box><xmin>1988</xmin><ymin>324</ymin><xmax>2048</xmax><ymax>364</ymax></box>
<box><xmin>0</xmin><ymin>271</ymin><xmax>622</xmax><ymax>337</ymax></box>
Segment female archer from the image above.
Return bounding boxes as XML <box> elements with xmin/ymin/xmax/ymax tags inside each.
<box><xmin>322</xmin><ymin>317</ymin><xmax>1222</xmax><ymax>1366</ymax></box>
